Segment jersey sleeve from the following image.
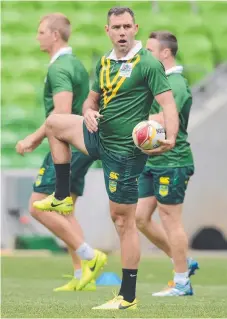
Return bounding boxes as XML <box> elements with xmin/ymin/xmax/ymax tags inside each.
<box><xmin>48</xmin><ymin>63</ymin><xmax>73</xmax><ymax>95</ymax></box>
<box><xmin>91</xmin><ymin>58</ymin><xmax>102</xmax><ymax>93</ymax></box>
<box><xmin>142</xmin><ymin>56</ymin><xmax>171</xmax><ymax>96</ymax></box>
<box><xmin>168</xmin><ymin>77</ymin><xmax>191</xmax><ymax>113</ymax></box>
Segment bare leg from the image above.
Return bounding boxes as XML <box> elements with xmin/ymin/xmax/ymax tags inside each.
<box><xmin>29</xmin><ymin>193</ymin><xmax>84</xmax><ymax>250</ymax></box>
<box><xmin>158</xmin><ymin>202</ymin><xmax>188</xmax><ymax>273</ymax></box>
<box><xmin>110</xmin><ymin>201</ymin><xmax>140</xmax><ymax>269</ymax></box>
<box><xmin>45</xmin><ymin>114</ymin><xmax>88</xmax><ymax>164</ymax></box>
<box><xmin>136</xmin><ymin>196</ymin><xmax>172</xmax><ymax>257</ymax></box>
<box><xmin>110</xmin><ymin>201</ymin><xmax>139</xmax><ymax>303</ymax></box>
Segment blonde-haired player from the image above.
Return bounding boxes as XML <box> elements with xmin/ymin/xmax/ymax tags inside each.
<box><xmin>16</xmin><ymin>13</ymin><xmax>107</xmax><ymax>292</ymax></box>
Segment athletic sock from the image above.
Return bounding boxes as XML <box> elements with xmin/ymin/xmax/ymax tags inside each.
<box><xmin>118</xmin><ymin>269</ymin><xmax>137</xmax><ymax>303</ymax></box>
<box><xmin>174</xmin><ymin>272</ymin><xmax>189</xmax><ymax>285</ymax></box>
<box><xmin>76</xmin><ymin>243</ymin><xmax>95</xmax><ymax>261</ymax></box>
<box><xmin>74</xmin><ymin>268</ymin><xmax>82</xmax><ymax>279</ymax></box>
<box><xmin>54</xmin><ymin>163</ymin><xmax>70</xmax><ymax>199</ymax></box>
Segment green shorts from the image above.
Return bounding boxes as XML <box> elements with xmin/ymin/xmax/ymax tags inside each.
<box><xmin>83</xmin><ymin>122</ymin><xmax>147</xmax><ymax>204</ymax></box>
<box><xmin>33</xmin><ymin>151</ymin><xmax>94</xmax><ymax>196</ymax></box>
<box><xmin>138</xmin><ymin>165</ymin><xmax>194</xmax><ymax>204</ymax></box>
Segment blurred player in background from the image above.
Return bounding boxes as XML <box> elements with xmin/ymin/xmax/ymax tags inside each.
<box><xmin>136</xmin><ymin>31</ymin><xmax>199</xmax><ymax>296</ymax></box>
<box><xmin>34</xmin><ymin>7</ymin><xmax>179</xmax><ymax>309</ymax></box>
<box><xmin>16</xmin><ymin>13</ymin><xmax>107</xmax><ymax>292</ymax></box>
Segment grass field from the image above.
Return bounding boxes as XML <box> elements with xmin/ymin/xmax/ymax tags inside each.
<box><xmin>1</xmin><ymin>254</ymin><xmax>227</xmax><ymax>318</ymax></box>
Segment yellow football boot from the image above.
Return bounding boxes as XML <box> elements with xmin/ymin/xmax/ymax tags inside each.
<box><xmin>92</xmin><ymin>295</ymin><xmax>137</xmax><ymax>310</ymax></box>
<box><xmin>76</xmin><ymin>250</ymin><xmax>107</xmax><ymax>290</ymax></box>
<box><xmin>33</xmin><ymin>194</ymin><xmax>73</xmax><ymax>215</ymax></box>
<box><xmin>53</xmin><ymin>276</ymin><xmax>96</xmax><ymax>292</ymax></box>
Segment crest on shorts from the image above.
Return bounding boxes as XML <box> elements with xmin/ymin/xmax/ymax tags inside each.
<box><xmin>35</xmin><ymin>168</ymin><xmax>45</xmax><ymax>187</ymax></box>
<box><xmin>35</xmin><ymin>176</ymin><xmax>42</xmax><ymax>187</ymax></box>
<box><xmin>109</xmin><ymin>180</ymin><xmax>117</xmax><ymax>193</ymax></box>
<box><xmin>39</xmin><ymin>168</ymin><xmax>45</xmax><ymax>176</ymax></box>
<box><xmin>109</xmin><ymin>171</ymin><xmax>119</xmax><ymax>180</ymax></box>
<box><xmin>159</xmin><ymin>185</ymin><xmax>169</xmax><ymax>197</ymax></box>
<box><xmin>119</xmin><ymin>63</ymin><xmax>133</xmax><ymax>77</ymax></box>
<box><xmin>159</xmin><ymin>176</ymin><xmax>170</xmax><ymax>185</ymax></box>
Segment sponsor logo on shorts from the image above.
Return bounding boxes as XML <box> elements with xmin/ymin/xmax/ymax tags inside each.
<box><xmin>109</xmin><ymin>172</ymin><xmax>119</xmax><ymax>180</ymax></box>
<box><xmin>159</xmin><ymin>185</ymin><xmax>169</xmax><ymax>197</ymax></box>
<box><xmin>159</xmin><ymin>176</ymin><xmax>170</xmax><ymax>185</ymax></box>
<box><xmin>109</xmin><ymin>180</ymin><xmax>117</xmax><ymax>193</ymax></box>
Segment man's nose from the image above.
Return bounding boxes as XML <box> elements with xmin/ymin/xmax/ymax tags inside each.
<box><xmin>119</xmin><ymin>26</ymin><xmax>126</xmax><ymax>35</ymax></box>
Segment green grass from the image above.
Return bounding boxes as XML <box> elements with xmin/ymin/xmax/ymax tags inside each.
<box><xmin>1</xmin><ymin>254</ymin><xmax>227</xmax><ymax>318</ymax></box>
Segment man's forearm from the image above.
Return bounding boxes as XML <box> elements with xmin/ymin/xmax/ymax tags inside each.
<box><xmin>82</xmin><ymin>98</ymin><xmax>99</xmax><ymax>115</ymax></box>
<box><xmin>30</xmin><ymin>123</ymin><xmax>46</xmax><ymax>144</ymax></box>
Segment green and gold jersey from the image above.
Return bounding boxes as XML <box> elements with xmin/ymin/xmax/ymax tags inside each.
<box><xmin>92</xmin><ymin>41</ymin><xmax>171</xmax><ymax>154</ymax></box>
<box><xmin>147</xmin><ymin>66</ymin><xmax>194</xmax><ymax>168</ymax></box>
<box><xmin>44</xmin><ymin>47</ymin><xmax>89</xmax><ymax>118</ymax></box>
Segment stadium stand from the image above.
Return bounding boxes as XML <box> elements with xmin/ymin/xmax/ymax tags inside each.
<box><xmin>2</xmin><ymin>1</ymin><xmax>227</xmax><ymax>168</ymax></box>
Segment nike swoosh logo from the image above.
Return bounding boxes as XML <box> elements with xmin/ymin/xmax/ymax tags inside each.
<box><xmin>90</xmin><ymin>260</ymin><xmax>97</xmax><ymax>272</ymax></box>
<box><xmin>119</xmin><ymin>302</ymin><xmax>136</xmax><ymax>310</ymax></box>
<box><xmin>130</xmin><ymin>274</ymin><xmax>137</xmax><ymax>277</ymax></box>
<box><xmin>51</xmin><ymin>202</ymin><xmax>63</xmax><ymax>208</ymax></box>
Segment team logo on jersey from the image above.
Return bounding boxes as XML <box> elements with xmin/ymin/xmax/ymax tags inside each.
<box><xmin>119</xmin><ymin>63</ymin><xmax>133</xmax><ymax>77</ymax></box>
<box><xmin>159</xmin><ymin>185</ymin><xmax>169</xmax><ymax>197</ymax></box>
<box><xmin>100</xmin><ymin>55</ymin><xmax>140</xmax><ymax>107</ymax></box>
<box><xmin>159</xmin><ymin>176</ymin><xmax>170</xmax><ymax>185</ymax></box>
<box><xmin>109</xmin><ymin>180</ymin><xmax>117</xmax><ymax>193</ymax></box>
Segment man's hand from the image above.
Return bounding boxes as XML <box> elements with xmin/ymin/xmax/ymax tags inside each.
<box><xmin>16</xmin><ymin>135</ymin><xmax>42</xmax><ymax>156</ymax></box>
<box><xmin>141</xmin><ymin>137</ymin><xmax>176</xmax><ymax>155</ymax></box>
<box><xmin>84</xmin><ymin>109</ymin><xmax>103</xmax><ymax>133</ymax></box>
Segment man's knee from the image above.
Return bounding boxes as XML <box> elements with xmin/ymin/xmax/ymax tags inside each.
<box><xmin>45</xmin><ymin>114</ymin><xmax>58</xmax><ymax>132</ymax></box>
<box><xmin>29</xmin><ymin>203</ymin><xmax>39</xmax><ymax>219</ymax></box>
<box><xmin>110</xmin><ymin>203</ymin><xmax>136</xmax><ymax>234</ymax></box>
<box><xmin>136</xmin><ymin>198</ymin><xmax>156</xmax><ymax>231</ymax></box>
<box><xmin>135</xmin><ymin>212</ymin><xmax>148</xmax><ymax>231</ymax></box>
<box><xmin>158</xmin><ymin>202</ymin><xmax>183</xmax><ymax>226</ymax></box>
<box><xmin>29</xmin><ymin>198</ymin><xmax>45</xmax><ymax>220</ymax></box>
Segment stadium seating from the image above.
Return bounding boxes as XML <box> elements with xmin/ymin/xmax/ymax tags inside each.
<box><xmin>2</xmin><ymin>1</ymin><xmax>227</xmax><ymax>168</ymax></box>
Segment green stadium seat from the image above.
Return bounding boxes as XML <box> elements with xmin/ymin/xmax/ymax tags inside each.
<box><xmin>197</xmin><ymin>2</ymin><xmax>227</xmax><ymax>15</ymax></box>
<box><xmin>155</xmin><ymin>1</ymin><xmax>194</xmax><ymax>14</ymax></box>
<box><xmin>200</xmin><ymin>11</ymin><xmax>227</xmax><ymax>64</ymax></box>
<box><xmin>120</xmin><ymin>1</ymin><xmax>152</xmax><ymax>13</ymax></box>
<box><xmin>178</xmin><ymin>33</ymin><xmax>214</xmax><ymax>84</ymax></box>
<box><xmin>135</xmin><ymin>13</ymin><xmax>178</xmax><ymax>47</ymax></box>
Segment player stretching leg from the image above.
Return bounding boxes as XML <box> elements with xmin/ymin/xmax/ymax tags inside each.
<box><xmin>34</xmin><ymin>7</ymin><xmax>179</xmax><ymax>309</ymax></box>
<box><xmin>136</xmin><ymin>31</ymin><xmax>199</xmax><ymax>296</ymax></box>
<box><xmin>16</xmin><ymin>13</ymin><xmax>106</xmax><ymax>291</ymax></box>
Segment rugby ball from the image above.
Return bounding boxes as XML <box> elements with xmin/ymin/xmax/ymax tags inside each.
<box><xmin>132</xmin><ymin>120</ymin><xmax>165</xmax><ymax>150</ymax></box>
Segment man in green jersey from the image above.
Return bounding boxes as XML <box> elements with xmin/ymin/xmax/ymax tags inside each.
<box><xmin>16</xmin><ymin>13</ymin><xmax>107</xmax><ymax>292</ymax></box>
<box><xmin>136</xmin><ymin>31</ymin><xmax>199</xmax><ymax>296</ymax></box>
<box><xmin>34</xmin><ymin>8</ymin><xmax>179</xmax><ymax>309</ymax></box>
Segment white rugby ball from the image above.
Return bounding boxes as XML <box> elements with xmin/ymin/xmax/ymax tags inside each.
<box><xmin>132</xmin><ymin>120</ymin><xmax>165</xmax><ymax>150</ymax></box>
